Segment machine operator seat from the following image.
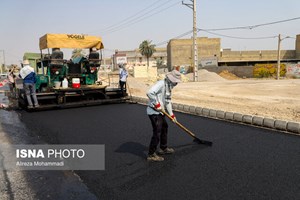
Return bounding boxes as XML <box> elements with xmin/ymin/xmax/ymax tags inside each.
<box><xmin>88</xmin><ymin>48</ymin><xmax>100</xmax><ymax>67</ymax></box>
<box><xmin>50</xmin><ymin>48</ymin><xmax>64</xmax><ymax>66</ymax></box>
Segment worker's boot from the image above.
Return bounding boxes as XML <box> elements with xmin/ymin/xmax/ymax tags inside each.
<box><xmin>157</xmin><ymin>147</ymin><xmax>175</xmax><ymax>155</ymax></box>
<box><xmin>147</xmin><ymin>153</ymin><xmax>164</xmax><ymax>162</ymax></box>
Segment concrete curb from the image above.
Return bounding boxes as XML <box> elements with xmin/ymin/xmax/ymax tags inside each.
<box><xmin>131</xmin><ymin>96</ymin><xmax>300</xmax><ymax>135</ymax></box>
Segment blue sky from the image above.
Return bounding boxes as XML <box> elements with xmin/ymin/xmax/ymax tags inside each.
<box><xmin>0</xmin><ymin>0</ymin><xmax>299</xmax><ymax>64</ymax></box>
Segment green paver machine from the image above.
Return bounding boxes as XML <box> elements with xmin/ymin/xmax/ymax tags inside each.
<box><xmin>18</xmin><ymin>33</ymin><xmax>127</xmax><ymax>110</ymax></box>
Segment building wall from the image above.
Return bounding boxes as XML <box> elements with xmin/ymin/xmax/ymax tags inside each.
<box><xmin>202</xmin><ymin>65</ymin><xmax>254</xmax><ymax>78</ymax></box>
<box><xmin>167</xmin><ymin>35</ymin><xmax>299</xmax><ymax>69</ymax></box>
<box><xmin>296</xmin><ymin>34</ymin><xmax>300</xmax><ymax>59</ymax></box>
<box><xmin>107</xmin><ymin>34</ymin><xmax>300</xmax><ymax>75</ymax></box>
<box><xmin>167</xmin><ymin>37</ymin><xmax>221</xmax><ymax>69</ymax></box>
<box><xmin>286</xmin><ymin>63</ymin><xmax>300</xmax><ymax>78</ymax></box>
<box><xmin>117</xmin><ymin>48</ymin><xmax>167</xmax><ymax>68</ymax></box>
<box><xmin>220</xmin><ymin>49</ymin><xmax>296</xmax><ymax>62</ymax></box>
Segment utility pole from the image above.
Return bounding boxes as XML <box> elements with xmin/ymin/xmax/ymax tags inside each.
<box><xmin>182</xmin><ymin>0</ymin><xmax>198</xmax><ymax>81</ymax></box>
<box><xmin>276</xmin><ymin>34</ymin><xmax>281</xmax><ymax>80</ymax></box>
<box><xmin>0</xmin><ymin>50</ymin><xmax>5</xmax><ymax>74</ymax></box>
<box><xmin>276</xmin><ymin>34</ymin><xmax>290</xmax><ymax>80</ymax></box>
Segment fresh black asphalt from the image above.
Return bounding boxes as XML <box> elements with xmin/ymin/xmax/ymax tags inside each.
<box><xmin>18</xmin><ymin>103</ymin><xmax>300</xmax><ymax>200</ymax></box>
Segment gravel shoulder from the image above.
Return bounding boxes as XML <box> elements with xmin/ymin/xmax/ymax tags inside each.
<box><xmin>127</xmin><ymin>72</ymin><xmax>300</xmax><ymax>123</ymax></box>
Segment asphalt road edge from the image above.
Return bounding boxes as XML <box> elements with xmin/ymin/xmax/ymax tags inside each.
<box><xmin>130</xmin><ymin>96</ymin><xmax>300</xmax><ymax>135</ymax></box>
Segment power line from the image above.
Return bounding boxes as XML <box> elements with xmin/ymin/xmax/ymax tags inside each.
<box><xmin>250</xmin><ymin>17</ymin><xmax>300</xmax><ymax>29</ymax></box>
<box><xmin>92</xmin><ymin>3</ymin><xmax>300</xmax><ymax>53</ymax></box>
<box><xmin>200</xmin><ymin>16</ymin><xmax>300</xmax><ymax>31</ymax></box>
<box><xmin>281</xmin><ymin>35</ymin><xmax>296</xmax><ymax>40</ymax></box>
<box><xmin>88</xmin><ymin>0</ymin><xmax>180</xmax><ymax>35</ymax></box>
<box><xmin>200</xmin><ymin>29</ymin><xmax>278</xmax><ymax>40</ymax></box>
<box><xmin>155</xmin><ymin>30</ymin><xmax>193</xmax><ymax>46</ymax></box>
<box><xmin>101</xmin><ymin>0</ymin><xmax>181</xmax><ymax>35</ymax></box>
<box><xmin>93</xmin><ymin>0</ymin><xmax>162</xmax><ymax>33</ymax></box>
<box><xmin>155</xmin><ymin>17</ymin><xmax>300</xmax><ymax>46</ymax></box>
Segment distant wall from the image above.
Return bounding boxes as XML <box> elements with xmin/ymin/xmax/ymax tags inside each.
<box><xmin>167</xmin><ymin>36</ymin><xmax>300</xmax><ymax>70</ymax></box>
<box><xmin>117</xmin><ymin>48</ymin><xmax>167</xmax><ymax>69</ymax></box>
<box><xmin>220</xmin><ymin>50</ymin><xmax>296</xmax><ymax>62</ymax></box>
<box><xmin>202</xmin><ymin>66</ymin><xmax>254</xmax><ymax>78</ymax></box>
<box><xmin>286</xmin><ymin>63</ymin><xmax>300</xmax><ymax>78</ymax></box>
<box><xmin>167</xmin><ymin>37</ymin><xmax>220</xmax><ymax>69</ymax></box>
<box><xmin>204</xmin><ymin>63</ymin><xmax>300</xmax><ymax>78</ymax></box>
<box><xmin>296</xmin><ymin>35</ymin><xmax>300</xmax><ymax>59</ymax></box>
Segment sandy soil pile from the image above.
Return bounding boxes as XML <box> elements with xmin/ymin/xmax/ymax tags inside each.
<box><xmin>185</xmin><ymin>69</ymin><xmax>226</xmax><ymax>82</ymax></box>
<box><xmin>218</xmin><ymin>70</ymin><xmax>241</xmax><ymax>80</ymax></box>
<box><xmin>127</xmin><ymin>72</ymin><xmax>300</xmax><ymax>123</ymax></box>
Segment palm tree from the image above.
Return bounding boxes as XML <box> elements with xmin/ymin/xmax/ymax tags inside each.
<box><xmin>139</xmin><ymin>40</ymin><xmax>156</xmax><ymax>69</ymax></box>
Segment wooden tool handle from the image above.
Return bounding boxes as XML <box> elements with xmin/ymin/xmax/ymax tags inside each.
<box><xmin>160</xmin><ymin>110</ymin><xmax>196</xmax><ymax>138</ymax></box>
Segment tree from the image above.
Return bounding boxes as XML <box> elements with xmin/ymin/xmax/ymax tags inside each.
<box><xmin>139</xmin><ymin>40</ymin><xmax>156</xmax><ymax>69</ymax></box>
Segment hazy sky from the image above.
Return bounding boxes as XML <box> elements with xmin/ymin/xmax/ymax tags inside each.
<box><xmin>1</xmin><ymin>0</ymin><xmax>299</xmax><ymax>65</ymax></box>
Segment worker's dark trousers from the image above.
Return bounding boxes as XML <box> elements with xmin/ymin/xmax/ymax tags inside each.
<box><xmin>148</xmin><ymin>114</ymin><xmax>168</xmax><ymax>155</ymax></box>
<box><xmin>119</xmin><ymin>81</ymin><xmax>126</xmax><ymax>96</ymax></box>
<box><xmin>24</xmin><ymin>83</ymin><xmax>38</xmax><ymax>106</ymax></box>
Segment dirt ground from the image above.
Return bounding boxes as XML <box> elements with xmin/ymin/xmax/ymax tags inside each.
<box><xmin>127</xmin><ymin>70</ymin><xmax>300</xmax><ymax>123</ymax></box>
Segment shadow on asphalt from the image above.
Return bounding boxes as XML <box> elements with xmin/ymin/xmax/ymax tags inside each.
<box><xmin>114</xmin><ymin>140</ymin><xmax>210</xmax><ymax>160</ymax></box>
<box><xmin>115</xmin><ymin>141</ymin><xmax>147</xmax><ymax>159</ymax></box>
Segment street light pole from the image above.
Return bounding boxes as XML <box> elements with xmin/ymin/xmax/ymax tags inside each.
<box><xmin>192</xmin><ymin>0</ymin><xmax>198</xmax><ymax>82</ymax></box>
<box><xmin>182</xmin><ymin>0</ymin><xmax>198</xmax><ymax>81</ymax></box>
<box><xmin>276</xmin><ymin>34</ymin><xmax>281</xmax><ymax>80</ymax></box>
<box><xmin>0</xmin><ymin>50</ymin><xmax>5</xmax><ymax>74</ymax></box>
<box><xmin>276</xmin><ymin>34</ymin><xmax>291</xmax><ymax>80</ymax></box>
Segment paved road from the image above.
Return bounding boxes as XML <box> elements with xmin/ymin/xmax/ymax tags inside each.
<box><xmin>0</xmin><ymin>91</ymin><xmax>98</xmax><ymax>200</ymax></box>
<box><xmin>18</xmin><ymin>103</ymin><xmax>300</xmax><ymax>200</ymax></box>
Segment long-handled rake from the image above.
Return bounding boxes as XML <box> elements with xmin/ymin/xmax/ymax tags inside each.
<box><xmin>161</xmin><ymin>110</ymin><xmax>213</xmax><ymax>146</ymax></box>
<box><xmin>125</xmin><ymin>82</ymin><xmax>137</xmax><ymax>104</ymax></box>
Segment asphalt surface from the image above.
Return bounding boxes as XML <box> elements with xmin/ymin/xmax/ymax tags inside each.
<box><xmin>14</xmin><ymin>103</ymin><xmax>300</xmax><ymax>200</ymax></box>
<box><xmin>0</xmin><ymin>89</ymin><xmax>98</xmax><ymax>200</ymax></box>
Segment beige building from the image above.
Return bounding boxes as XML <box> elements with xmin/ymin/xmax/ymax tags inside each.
<box><xmin>106</xmin><ymin>34</ymin><xmax>300</xmax><ymax>75</ymax></box>
<box><xmin>112</xmin><ymin>48</ymin><xmax>167</xmax><ymax>70</ymax></box>
<box><xmin>167</xmin><ymin>37</ymin><xmax>221</xmax><ymax>68</ymax></box>
<box><xmin>167</xmin><ymin>35</ymin><xmax>300</xmax><ymax>68</ymax></box>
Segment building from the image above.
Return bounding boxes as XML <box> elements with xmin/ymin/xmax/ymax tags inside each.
<box><xmin>167</xmin><ymin>35</ymin><xmax>300</xmax><ymax>68</ymax></box>
<box><xmin>167</xmin><ymin>37</ymin><xmax>221</xmax><ymax>69</ymax></box>
<box><xmin>111</xmin><ymin>48</ymin><xmax>167</xmax><ymax>70</ymax></box>
<box><xmin>106</xmin><ymin>34</ymin><xmax>300</xmax><ymax>77</ymax></box>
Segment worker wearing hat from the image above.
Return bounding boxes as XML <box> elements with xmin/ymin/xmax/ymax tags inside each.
<box><xmin>19</xmin><ymin>60</ymin><xmax>39</xmax><ymax>109</ymax></box>
<box><xmin>146</xmin><ymin>70</ymin><xmax>182</xmax><ymax>162</ymax></box>
<box><xmin>119</xmin><ymin>63</ymin><xmax>128</xmax><ymax>96</ymax></box>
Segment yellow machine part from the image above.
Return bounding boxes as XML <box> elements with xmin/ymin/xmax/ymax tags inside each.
<box><xmin>39</xmin><ymin>33</ymin><xmax>104</xmax><ymax>50</ymax></box>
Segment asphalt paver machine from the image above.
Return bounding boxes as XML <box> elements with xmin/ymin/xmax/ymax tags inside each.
<box><xmin>18</xmin><ymin>33</ymin><xmax>127</xmax><ymax>110</ymax></box>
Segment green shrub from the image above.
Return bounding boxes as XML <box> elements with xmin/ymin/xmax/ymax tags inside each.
<box><xmin>253</xmin><ymin>64</ymin><xmax>286</xmax><ymax>78</ymax></box>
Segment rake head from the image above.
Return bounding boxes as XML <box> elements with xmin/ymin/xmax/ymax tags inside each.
<box><xmin>193</xmin><ymin>137</ymin><xmax>213</xmax><ymax>146</ymax></box>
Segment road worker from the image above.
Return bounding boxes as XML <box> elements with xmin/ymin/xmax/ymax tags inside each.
<box><xmin>146</xmin><ymin>70</ymin><xmax>181</xmax><ymax>161</ymax></box>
